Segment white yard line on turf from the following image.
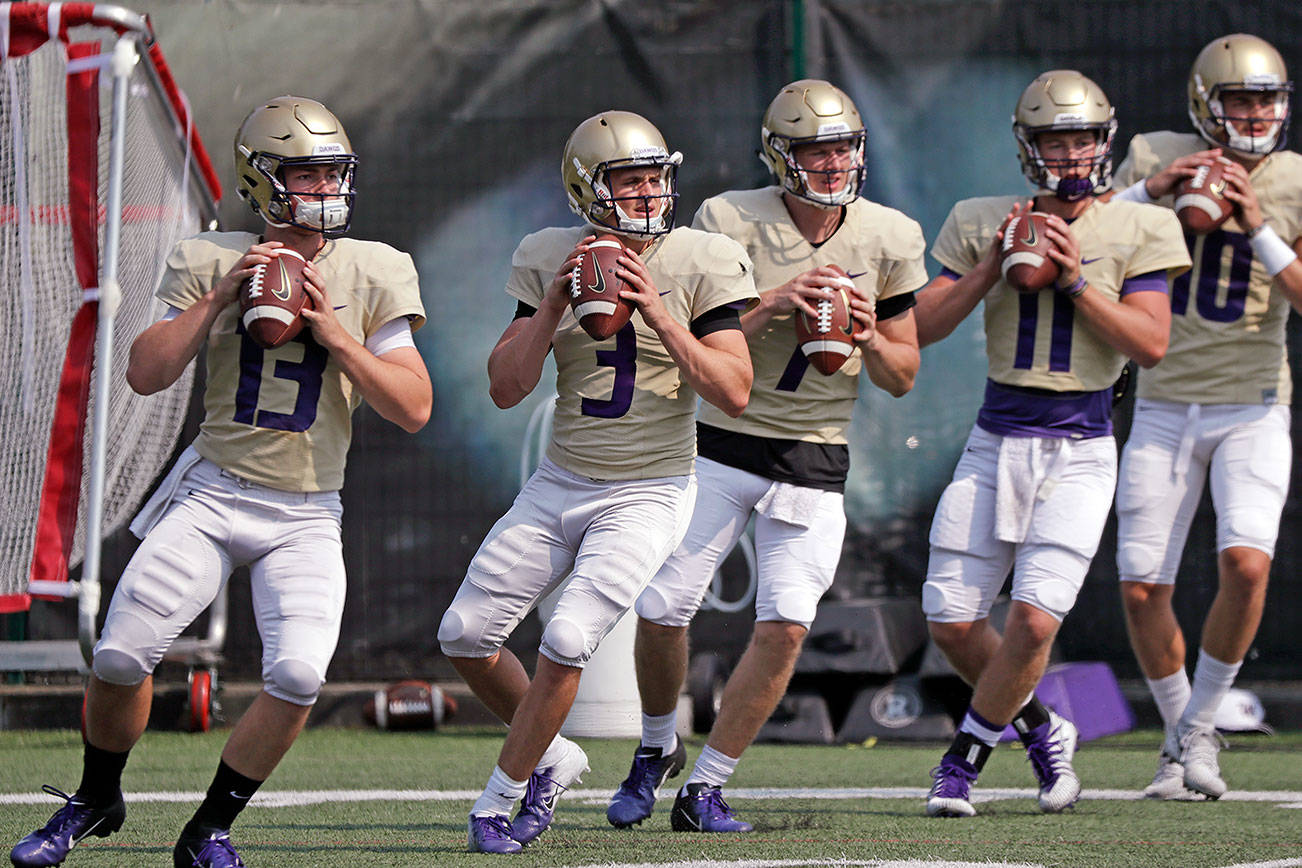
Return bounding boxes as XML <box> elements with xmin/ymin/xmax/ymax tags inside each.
<box><xmin>3</xmin><ymin>786</ymin><xmax>1302</xmax><ymax>807</ymax></box>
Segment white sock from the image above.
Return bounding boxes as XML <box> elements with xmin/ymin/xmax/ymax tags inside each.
<box><xmin>471</xmin><ymin>765</ymin><xmax>527</xmax><ymax>818</ymax></box>
<box><xmin>641</xmin><ymin>711</ymin><xmax>678</xmax><ymax>754</ymax></box>
<box><xmin>684</xmin><ymin>744</ymin><xmax>738</xmax><ymax>789</ymax></box>
<box><xmin>537</xmin><ymin>734</ymin><xmax>573</xmax><ymax>772</ymax></box>
<box><xmin>1180</xmin><ymin>648</ymin><xmax>1241</xmax><ymax>732</ymax></box>
<box><xmin>959</xmin><ymin>708</ymin><xmax>1004</xmax><ymax>747</ymax></box>
<box><xmin>1146</xmin><ymin>669</ymin><xmax>1192</xmax><ymax>751</ymax></box>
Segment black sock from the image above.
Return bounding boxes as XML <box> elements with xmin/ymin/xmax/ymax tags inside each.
<box><xmin>77</xmin><ymin>742</ymin><xmax>129</xmax><ymax>806</ymax></box>
<box><xmin>945</xmin><ymin>730</ymin><xmax>993</xmax><ymax>772</ymax></box>
<box><xmin>1012</xmin><ymin>696</ymin><xmax>1052</xmax><ymax>743</ymax></box>
<box><xmin>184</xmin><ymin>761</ymin><xmax>263</xmax><ymax>833</ymax></box>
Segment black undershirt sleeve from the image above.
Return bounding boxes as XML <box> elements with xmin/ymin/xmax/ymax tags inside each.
<box><xmin>875</xmin><ymin>290</ymin><xmax>917</xmax><ymax>321</ymax></box>
<box><xmin>513</xmin><ymin>300</ymin><xmax>537</xmax><ymax>321</ymax></box>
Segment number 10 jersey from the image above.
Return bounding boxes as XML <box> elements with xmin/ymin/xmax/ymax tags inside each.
<box><xmin>1116</xmin><ymin>131</ymin><xmax>1302</xmax><ymax>406</ymax></box>
<box><xmin>157</xmin><ymin>231</ymin><xmax>426</xmax><ymax>492</ymax></box>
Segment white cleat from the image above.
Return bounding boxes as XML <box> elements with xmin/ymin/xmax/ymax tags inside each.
<box><xmin>1178</xmin><ymin>725</ymin><xmax>1228</xmax><ymax>799</ymax></box>
<box><xmin>1025</xmin><ymin>711</ymin><xmax>1081</xmax><ymax>813</ymax></box>
<box><xmin>1143</xmin><ymin>752</ymin><xmax>1205</xmax><ymax>800</ymax></box>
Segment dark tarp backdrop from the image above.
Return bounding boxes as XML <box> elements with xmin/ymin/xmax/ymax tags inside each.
<box><xmin>26</xmin><ymin>0</ymin><xmax>1302</xmax><ymax>682</ymax></box>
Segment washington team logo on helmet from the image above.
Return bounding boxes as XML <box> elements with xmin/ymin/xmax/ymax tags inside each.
<box><xmin>234</xmin><ymin>95</ymin><xmax>358</xmax><ymax>237</ymax></box>
<box><xmin>1012</xmin><ymin>70</ymin><xmax>1117</xmax><ymax>201</ymax></box>
<box><xmin>562</xmin><ymin>111</ymin><xmax>682</xmax><ymax>238</ymax></box>
<box><xmin>760</xmin><ymin>79</ymin><xmax>866</xmax><ymax>209</ymax></box>
<box><xmin>1188</xmin><ymin>33</ymin><xmax>1293</xmax><ymax>156</ymax></box>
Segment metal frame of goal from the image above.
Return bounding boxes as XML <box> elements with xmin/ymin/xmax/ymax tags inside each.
<box><xmin>0</xmin><ymin>3</ymin><xmax>221</xmax><ymax>673</ymax></box>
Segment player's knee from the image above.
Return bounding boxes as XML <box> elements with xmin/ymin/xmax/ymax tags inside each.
<box><xmin>91</xmin><ymin>647</ymin><xmax>149</xmax><ymax>686</ymax></box>
<box><xmin>1117</xmin><ymin>542</ymin><xmax>1159</xmax><ymax>581</ymax></box>
<box><xmin>540</xmin><ymin>616</ymin><xmax>589</xmax><ymax>667</ymax></box>
<box><xmin>772</xmin><ymin>589</ymin><xmax>818</xmax><ymax>628</ymax></box>
<box><xmin>264</xmin><ymin>659</ymin><xmax>322</xmax><ymax>706</ymax></box>
<box><xmin>633</xmin><ymin>583</ymin><xmax>691</xmax><ymax>625</ymax></box>
<box><xmin>921</xmin><ymin>578</ymin><xmax>980</xmax><ymax>623</ymax></box>
<box><xmin>1010</xmin><ymin>577</ymin><xmax>1076</xmax><ymax>623</ymax></box>
<box><xmin>437</xmin><ymin>597</ymin><xmax>495</xmax><ymax>658</ymax></box>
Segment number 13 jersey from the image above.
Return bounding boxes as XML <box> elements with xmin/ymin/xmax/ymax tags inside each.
<box><xmin>1116</xmin><ymin>131</ymin><xmax>1302</xmax><ymax>405</ymax></box>
<box><xmin>156</xmin><ymin>231</ymin><xmax>426</xmax><ymax>492</ymax></box>
<box><xmin>506</xmin><ymin>225</ymin><xmax>757</xmax><ymax>481</ymax></box>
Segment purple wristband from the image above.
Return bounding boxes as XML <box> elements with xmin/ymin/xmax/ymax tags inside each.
<box><xmin>1057</xmin><ymin>275</ymin><xmax>1087</xmax><ymax>298</ymax></box>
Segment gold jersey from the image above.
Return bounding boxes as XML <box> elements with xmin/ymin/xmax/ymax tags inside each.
<box><xmin>157</xmin><ymin>231</ymin><xmax>426</xmax><ymax>492</ymax></box>
<box><xmin>932</xmin><ymin>195</ymin><xmax>1190</xmax><ymax>392</ymax></box>
<box><xmin>690</xmin><ymin>187</ymin><xmax>927</xmax><ymax>444</ymax></box>
<box><xmin>1116</xmin><ymin>132</ymin><xmax>1302</xmax><ymax>405</ymax></box>
<box><xmin>507</xmin><ymin>225</ymin><xmax>757</xmax><ymax>481</ymax></box>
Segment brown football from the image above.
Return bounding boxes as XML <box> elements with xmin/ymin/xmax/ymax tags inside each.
<box><xmin>240</xmin><ymin>249</ymin><xmax>312</xmax><ymax>349</ymax></box>
<box><xmin>794</xmin><ymin>264</ymin><xmax>856</xmax><ymax>376</ymax></box>
<box><xmin>1174</xmin><ymin>158</ymin><xmax>1234</xmax><ymax>235</ymax></box>
<box><xmin>571</xmin><ymin>234</ymin><xmax>634</xmax><ymax>341</ymax></box>
<box><xmin>1000</xmin><ymin>212</ymin><xmax>1059</xmax><ymax>292</ymax></box>
<box><xmin>362</xmin><ymin>679</ymin><xmax>457</xmax><ymax>731</ymax></box>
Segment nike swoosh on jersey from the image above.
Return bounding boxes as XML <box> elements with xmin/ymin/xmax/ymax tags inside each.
<box><xmin>658</xmin><ymin>289</ymin><xmax>672</xmax><ymax>296</ymax></box>
<box><xmin>847</xmin><ymin>271</ymin><xmax>867</xmax><ymax>279</ymax></box>
<box><xmin>1081</xmin><ymin>257</ymin><xmax>1102</xmax><ymax>265</ymax></box>
<box><xmin>333</xmin><ymin>304</ymin><xmax>348</xmax><ymax>310</ymax></box>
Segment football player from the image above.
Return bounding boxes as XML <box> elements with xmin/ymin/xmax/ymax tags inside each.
<box><xmin>913</xmin><ymin>71</ymin><xmax>1190</xmax><ymax>817</ymax></box>
<box><xmin>9</xmin><ymin>96</ymin><xmax>430</xmax><ymax>868</ymax></box>
<box><xmin>1110</xmin><ymin>34</ymin><xmax>1302</xmax><ymax>800</ymax></box>
<box><xmin>437</xmin><ymin>110</ymin><xmax>757</xmax><ymax>853</ymax></box>
<box><xmin>603</xmin><ymin>80</ymin><xmax>924</xmax><ymax>834</ymax></box>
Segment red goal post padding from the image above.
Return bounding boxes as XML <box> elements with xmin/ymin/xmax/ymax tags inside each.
<box><xmin>0</xmin><ymin>3</ymin><xmax>220</xmax><ymax>613</ymax></box>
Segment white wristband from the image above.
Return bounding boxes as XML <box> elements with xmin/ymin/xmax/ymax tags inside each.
<box><xmin>1249</xmin><ymin>224</ymin><xmax>1299</xmax><ymax>277</ymax></box>
<box><xmin>1114</xmin><ymin>180</ymin><xmax>1156</xmax><ymax>205</ymax></box>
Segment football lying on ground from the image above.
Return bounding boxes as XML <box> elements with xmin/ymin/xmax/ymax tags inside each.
<box><xmin>1174</xmin><ymin>158</ymin><xmax>1234</xmax><ymax>235</ymax></box>
<box><xmin>363</xmin><ymin>680</ymin><xmax>457</xmax><ymax>731</ymax></box>
<box><xmin>240</xmin><ymin>248</ymin><xmax>311</xmax><ymax>349</ymax></box>
<box><xmin>795</xmin><ymin>264</ymin><xmax>856</xmax><ymax>376</ymax></box>
<box><xmin>571</xmin><ymin>234</ymin><xmax>635</xmax><ymax>341</ymax></box>
<box><xmin>1000</xmin><ymin>212</ymin><xmax>1059</xmax><ymax>292</ymax></box>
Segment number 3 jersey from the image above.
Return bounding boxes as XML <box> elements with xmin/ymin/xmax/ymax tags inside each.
<box><xmin>931</xmin><ymin>195</ymin><xmax>1190</xmax><ymax>397</ymax></box>
<box><xmin>506</xmin><ymin>225</ymin><xmax>757</xmax><ymax>481</ymax></box>
<box><xmin>156</xmin><ymin>231</ymin><xmax>426</xmax><ymax>492</ymax></box>
<box><xmin>1116</xmin><ymin>131</ymin><xmax>1302</xmax><ymax>405</ymax></box>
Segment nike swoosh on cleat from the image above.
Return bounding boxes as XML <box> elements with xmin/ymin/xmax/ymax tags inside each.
<box><xmin>71</xmin><ymin>816</ymin><xmax>106</xmax><ymax>845</ymax></box>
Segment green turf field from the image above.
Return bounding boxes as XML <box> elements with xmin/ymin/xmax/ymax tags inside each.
<box><xmin>2</xmin><ymin>727</ymin><xmax>1299</xmax><ymax>867</ymax></box>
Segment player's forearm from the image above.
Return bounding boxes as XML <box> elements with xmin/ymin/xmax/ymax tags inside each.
<box><xmin>486</xmin><ymin>306</ymin><xmax>566</xmax><ymax>408</ymax></box>
<box><xmin>659</xmin><ymin>323</ymin><xmax>752</xmax><ymax>417</ymax></box>
<box><xmin>332</xmin><ymin>343</ymin><xmax>432</xmax><ymax>432</ymax></box>
<box><xmin>1072</xmin><ymin>291</ymin><xmax>1169</xmax><ymax>368</ymax></box>
<box><xmin>861</xmin><ymin>334</ymin><xmax>919</xmax><ymax>397</ymax></box>
<box><xmin>125</xmin><ymin>294</ymin><xmax>223</xmax><ymax>394</ymax></box>
<box><xmin>914</xmin><ymin>269</ymin><xmax>995</xmax><ymax>347</ymax></box>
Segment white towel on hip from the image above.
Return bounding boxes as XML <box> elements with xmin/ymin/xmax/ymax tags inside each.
<box><xmin>128</xmin><ymin>443</ymin><xmax>203</xmax><ymax>539</ymax></box>
<box><xmin>994</xmin><ymin>435</ymin><xmax>1075</xmax><ymax>544</ymax></box>
<box><xmin>755</xmin><ymin>480</ymin><xmax>823</xmax><ymax>528</ymax></box>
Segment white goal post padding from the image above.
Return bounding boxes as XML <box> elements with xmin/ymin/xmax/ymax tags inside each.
<box><xmin>0</xmin><ymin>3</ymin><xmax>220</xmax><ymax>612</ymax></box>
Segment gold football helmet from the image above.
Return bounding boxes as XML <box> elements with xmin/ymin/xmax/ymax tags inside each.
<box><xmin>1012</xmin><ymin>70</ymin><xmax>1116</xmax><ymax>201</ymax></box>
<box><xmin>235</xmin><ymin>96</ymin><xmax>357</xmax><ymax>236</ymax></box>
<box><xmin>1188</xmin><ymin>33</ymin><xmax>1292</xmax><ymax>156</ymax></box>
<box><xmin>562</xmin><ymin>111</ymin><xmax>682</xmax><ymax>238</ymax></box>
<box><xmin>760</xmin><ymin>79</ymin><xmax>866</xmax><ymax>208</ymax></box>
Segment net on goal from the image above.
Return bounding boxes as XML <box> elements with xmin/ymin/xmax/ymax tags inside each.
<box><xmin>0</xmin><ymin>4</ymin><xmax>220</xmax><ymax>631</ymax></box>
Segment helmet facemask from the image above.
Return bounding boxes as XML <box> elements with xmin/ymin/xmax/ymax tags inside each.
<box><xmin>581</xmin><ymin>154</ymin><xmax>681</xmax><ymax>237</ymax></box>
<box><xmin>1015</xmin><ymin>123</ymin><xmax>1115</xmax><ymax>201</ymax></box>
<box><xmin>1195</xmin><ymin>80</ymin><xmax>1292</xmax><ymax>155</ymax></box>
<box><xmin>247</xmin><ymin>152</ymin><xmax>358</xmax><ymax>237</ymax></box>
<box><xmin>765</xmin><ymin>128</ymin><xmax>866</xmax><ymax>209</ymax></box>
<box><xmin>1013</xmin><ymin>71</ymin><xmax>1117</xmax><ymax>202</ymax></box>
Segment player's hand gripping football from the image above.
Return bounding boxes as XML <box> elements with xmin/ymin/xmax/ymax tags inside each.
<box><xmin>1142</xmin><ymin>148</ymin><xmax>1223</xmax><ymax>199</ymax></box>
<box><xmin>614</xmin><ymin>246</ymin><xmax>671</xmax><ymax>331</ymax></box>
<box><xmin>1041</xmin><ymin>213</ymin><xmax>1083</xmax><ymax>290</ymax></box>
<box><xmin>977</xmin><ymin>199</ymin><xmax>1033</xmax><ymax>288</ymax></box>
<box><xmin>547</xmin><ymin>236</ymin><xmax>596</xmax><ymax>317</ymax></box>
<box><xmin>1217</xmin><ymin>159</ymin><xmax>1265</xmax><ymax>232</ymax></box>
<box><xmin>299</xmin><ymin>260</ymin><xmax>347</xmax><ymax>349</ymax></box>
<box><xmin>213</xmin><ymin>240</ymin><xmax>286</xmax><ymax>307</ymax></box>
<box><xmin>766</xmin><ymin>266</ymin><xmax>854</xmax><ymax>319</ymax></box>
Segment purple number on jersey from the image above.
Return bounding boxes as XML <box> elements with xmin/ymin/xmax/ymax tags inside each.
<box><xmin>581</xmin><ymin>321</ymin><xmax>636</xmax><ymax>418</ymax></box>
<box><xmin>1170</xmin><ymin>230</ymin><xmax>1252</xmax><ymax>323</ymax></box>
<box><xmin>233</xmin><ymin>329</ymin><xmax>329</xmax><ymax>432</ymax></box>
<box><xmin>775</xmin><ymin>346</ymin><xmax>810</xmax><ymax>392</ymax></box>
<box><xmin>1013</xmin><ymin>292</ymin><xmax>1074</xmax><ymax>372</ymax></box>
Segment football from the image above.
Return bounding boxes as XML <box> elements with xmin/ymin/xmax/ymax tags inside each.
<box><xmin>1174</xmin><ymin>158</ymin><xmax>1234</xmax><ymax>234</ymax></box>
<box><xmin>362</xmin><ymin>679</ymin><xmax>457</xmax><ymax>731</ymax></box>
<box><xmin>1000</xmin><ymin>211</ymin><xmax>1059</xmax><ymax>292</ymax></box>
<box><xmin>794</xmin><ymin>265</ymin><xmax>856</xmax><ymax>376</ymax></box>
<box><xmin>240</xmin><ymin>248</ymin><xmax>311</xmax><ymax>349</ymax></box>
<box><xmin>571</xmin><ymin>234</ymin><xmax>635</xmax><ymax>341</ymax></box>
